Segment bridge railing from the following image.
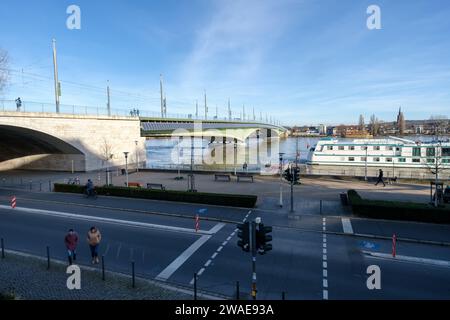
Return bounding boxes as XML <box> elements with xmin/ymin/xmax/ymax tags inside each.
<box><xmin>0</xmin><ymin>99</ymin><xmax>275</xmax><ymax>124</ymax></box>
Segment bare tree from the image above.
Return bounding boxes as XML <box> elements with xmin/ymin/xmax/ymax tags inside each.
<box><xmin>425</xmin><ymin>117</ymin><xmax>449</xmax><ymax>207</ymax></box>
<box><xmin>358</xmin><ymin>114</ymin><xmax>365</xmax><ymax>132</ymax></box>
<box><xmin>369</xmin><ymin>114</ymin><xmax>379</xmax><ymax>136</ymax></box>
<box><xmin>0</xmin><ymin>48</ymin><xmax>9</xmax><ymax>93</ymax></box>
<box><xmin>100</xmin><ymin>138</ymin><xmax>115</xmax><ymax>186</ymax></box>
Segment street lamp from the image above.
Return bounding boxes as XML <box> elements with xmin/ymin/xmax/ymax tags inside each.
<box><xmin>106</xmin><ymin>153</ymin><xmax>114</xmax><ymax>186</ymax></box>
<box><xmin>123</xmin><ymin>152</ymin><xmax>129</xmax><ymax>187</ymax></box>
<box><xmin>279</xmin><ymin>153</ymin><xmax>285</xmax><ymax>208</ymax></box>
<box><xmin>135</xmin><ymin>140</ymin><xmax>139</xmax><ymax>173</ymax></box>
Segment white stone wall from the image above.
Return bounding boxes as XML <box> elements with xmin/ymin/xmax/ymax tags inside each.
<box><xmin>0</xmin><ymin>112</ymin><xmax>146</xmax><ymax>172</ymax></box>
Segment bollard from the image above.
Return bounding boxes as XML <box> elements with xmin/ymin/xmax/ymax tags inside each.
<box><xmin>1</xmin><ymin>238</ymin><xmax>5</xmax><ymax>259</ymax></box>
<box><xmin>236</xmin><ymin>281</ymin><xmax>240</xmax><ymax>300</ymax></box>
<box><xmin>194</xmin><ymin>273</ymin><xmax>197</xmax><ymax>300</ymax></box>
<box><xmin>46</xmin><ymin>246</ymin><xmax>50</xmax><ymax>270</ymax></box>
<box><xmin>102</xmin><ymin>255</ymin><xmax>105</xmax><ymax>281</ymax></box>
<box><xmin>48</xmin><ymin>180</ymin><xmax>52</xmax><ymax>192</ymax></box>
<box><xmin>132</xmin><ymin>261</ymin><xmax>135</xmax><ymax>288</ymax></box>
<box><xmin>282</xmin><ymin>292</ymin><xmax>286</xmax><ymax>300</ymax></box>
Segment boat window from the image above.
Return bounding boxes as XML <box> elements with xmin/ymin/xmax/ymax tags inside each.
<box><xmin>362</xmin><ymin>146</ymin><xmax>368</xmax><ymax>151</ymax></box>
<box><xmin>442</xmin><ymin>159</ymin><xmax>450</xmax><ymax>164</ymax></box>
<box><xmin>386</xmin><ymin>158</ymin><xmax>393</xmax><ymax>162</ymax></box>
<box><xmin>396</xmin><ymin>147</ymin><xmax>401</xmax><ymax>152</ymax></box>
<box><xmin>398</xmin><ymin>158</ymin><xmax>406</xmax><ymax>163</ymax></box>
<box><xmin>374</xmin><ymin>146</ymin><xmax>381</xmax><ymax>151</ymax></box>
<box><xmin>374</xmin><ymin>157</ymin><xmax>380</xmax><ymax>162</ymax></box>
<box><xmin>349</xmin><ymin>146</ymin><xmax>355</xmax><ymax>151</ymax></box>
<box><xmin>348</xmin><ymin>157</ymin><xmax>355</xmax><ymax>162</ymax></box>
<box><xmin>327</xmin><ymin>146</ymin><xmax>333</xmax><ymax>151</ymax></box>
<box><xmin>426</xmin><ymin>148</ymin><xmax>435</xmax><ymax>157</ymax></box>
<box><xmin>338</xmin><ymin>146</ymin><xmax>345</xmax><ymax>151</ymax></box>
<box><xmin>361</xmin><ymin>157</ymin><xmax>367</xmax><ymax>162</ymax></box>
<box><xmin>412</xmin><ymin>158</ymin><xmax>420</xmax><ymax>163</ymax></box>
<box><xmin>442</xmin><ymin>148</ymin><xmax>450</xmax><ymax>157</ymax></box>
<box><xmin>427</xmin><ymin>158</ymin><xmax>435</xmax><ymax>164</ymax></box>
<box><xmin>387</xmin><ymin>146</ymin><xmax>393</xmax><ymax>151</ymax></box>
<box><xmin>413</xmin><ymin>147</ymin><xmax>421</xmax><ymax>157</ymax></box>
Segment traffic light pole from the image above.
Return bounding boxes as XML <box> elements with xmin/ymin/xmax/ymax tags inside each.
<box><xmin>290</xmin><ymin>164</ymin><xmax>294</xmax><ymax>213</ymax></box>
<box><xmin>250</xmin><ymin>221</ymin><xmax>257</xmax><ymax>300</ymax></box>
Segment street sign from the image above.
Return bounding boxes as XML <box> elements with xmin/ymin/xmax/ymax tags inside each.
<box><xmin>360</xmin><ymin>241</ymin><xmax>379</xmax><ymax>250</ymax></box>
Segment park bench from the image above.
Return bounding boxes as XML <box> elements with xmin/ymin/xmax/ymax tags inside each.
<box><xmin>147</xmin><ymin>183</ymin><xmax>166</xmax><ymax>191</ymax></box>
<box><xmin>127</xmin><ymin>182</ymin><xmax>142</xmax><ymax>188</ymax></box>
<box><xmin>236</xmin><ymin>173</ymin><xmax>254</xmax><ymax>183</ymax></box>
<box><xmin>214</xmin><ymin>174</ymin><xmax>231</xmax><ymax>182</ymax></box>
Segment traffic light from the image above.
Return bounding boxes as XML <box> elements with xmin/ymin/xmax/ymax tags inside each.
<box><xmin>293</xmin><ymin>166</ymin><xmax>300</xmax><ymax>184</ymax></box>
<box><xmin>256</xmin><ymin>224</ymin><xmax>273</xmax><ymax>255</ymax></box>
<box><xmin>283</xmin><ymin>168</ymin><xmax>292</xmax><ymax>182</ymax></box>
<box><xmin>237</xmin><ymin>222</ymin><xmax>250</xmax><ymax>252</ymax></box>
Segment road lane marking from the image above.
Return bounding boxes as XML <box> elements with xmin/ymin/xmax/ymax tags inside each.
<box><xmin>322</xmin><ymin>218</ymin><xmax>329</xmax><ymax>300</ymax></box>
<box><xmin>0</xmin><ymin>205</ymin><xmax>217</xmax><ymax>236</ymax></box>
<box><xmin>222</xmin><ymin>241</ymin><xmax>227</xmax><ymax>246</ymax></box>
<box><xmin>156</xmin><ymin>235</ymin><xmax>212</xmax><ymax>281</ymax></box>
<box><xmin>323</xmin><ymin>270</ymin><xmax>328</xmax><ymax>278</ymax></box>
<box><xmin>323</xmin><ymin>290</ymin><xmax>328</xmax><ymax>300</ymax></box>
<box><xmin>217</xmin><ymin>246</ymin><xmax>223</xmax><ymax>252</ymax></box>
<box><xmin>198</xmin><ymin>268</ymin><xmax>206</xmax><ymax>276</ymax></box>
<box><xmin>323</xmin><ymin>279</ymin><xmax>328</xmax><ymax>288</ymax></box>
<box><xmin>323</xmin><ymin>262</ymin><xmax>327</xmax><ymax>269</ymax></box>
<box><xmin>341</xmin><ymin>218</ymin><xmax>354</xmax><ymax>234</ymax></box>
<box><xmin>204</xmin><ymin>260</ymin><xmax>212</xmax><ymax>267</ymax></box>
<box><xmin>211</xmin><ymin>252</ymin><xmax>218</xmax><ymax>259</ymax></box>
<box><xmin>363</xmin><ymin>251</ymin><xmax>450</xmax><ymax>268</ymax></box>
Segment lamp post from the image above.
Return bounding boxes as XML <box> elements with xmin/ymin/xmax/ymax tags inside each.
<box><xmin>279</xmin><ymin>153</ymin><xmax>285</xmax><ymax>208</ymax></box>
<box><xmin>135</xmin><ymin>140</ymin><xmax>139</xmax><ymax>173</ymax></box>
<box><xmin>123</xmin><ymin>152</ymin><xmax>129</xmax><ymax>187</ymax></box>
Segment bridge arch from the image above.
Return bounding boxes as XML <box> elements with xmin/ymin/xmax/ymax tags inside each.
<box><xmin>0</xmin><ymin>124</ymin><xmax>86</xmax><ymax>171</ymax></box>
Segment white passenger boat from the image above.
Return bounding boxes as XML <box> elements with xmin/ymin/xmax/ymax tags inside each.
<box><xmin>307</xmin><ymin>136</ymin><xmax>450</xmax><ymax>169</ymax></box>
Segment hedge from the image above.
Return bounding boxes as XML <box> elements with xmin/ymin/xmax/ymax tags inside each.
<box><xmin>54</xmin><ymin>184</ymin><xmax>257</xmax><ymax>208</ymax></box>
<box><xmin>347</xmin><ymin>189</ymin><xmax>450</xmax><ymax>224</ymax></box>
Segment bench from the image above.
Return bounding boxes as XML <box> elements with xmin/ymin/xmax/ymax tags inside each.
<box><xmin>237</xmin><ymin>173</ymin><xmax>254</xmax><ymax>183</ymax></box>
<box><xmin>214</xmin><ymin>174</ymin><xmax>231</xmax><ymax>182</ymax></box>
<box><xmin>127</xmin><ymin>182</ymin><xmax>142</xmax><ymax>188</ymax></box>
<box><xmin>147</xmin><ymin>183</ymin><xmax>166</xmax><ymax>191</ymax></box>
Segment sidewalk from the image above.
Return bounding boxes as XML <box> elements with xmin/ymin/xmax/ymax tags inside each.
<box><xmin>0</xmin><ymin>250</ymin><xmax>194</xmax><ymax>300</ymax></box>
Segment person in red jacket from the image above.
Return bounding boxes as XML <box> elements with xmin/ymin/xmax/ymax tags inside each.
<box><xmin>64</xmin><ymin>229</ymin><xmax>79</xmax><ymax>265</ymax></box>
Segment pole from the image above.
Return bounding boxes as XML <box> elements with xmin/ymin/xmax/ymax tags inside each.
<box><xmin>132</xmin><ymin>261</ymin><xmax>135</xmax><ymax>288</ymax></box>
<box><xmin>52</xmin><ymin>39</ymin><xmax>60</xmax><ymax>113</ymax></box>
<box><xmin>392</xmin><ymin>234</ymin><xmax>397</xmax><ymax>258</ymax></box>
<box><xmin>46</xmin><ymin>246</ymin><xmax>50</xmax><ymax>270</ymax></box>
<box><xmin>250</xmin><ymin>221</ymin><xmax>257</xmax><ymax>300</ymax></box>
<box><xmin>365</xmin><ymin>143</ymin><xmax>368</xmax><ymax>181</ymax></box>
<box><xmin>279</xmin><ymin>153</ymin><xmax>284</xmax><ymax>208</ymax></box>
<box><xmin>290</xmin><ymin>164</ymin><xmax>294</xmax><ymax>213</ymax></box>
<box><xmin>194</xmin><ymin>273</ymin><xmax>198</xmax><ymax>300</ymax></box>
<box><xmin>160</xmin><ymin>74</ymin><xmax>164</xmax><ymax>118</ymax></box>
<box><xmin>124</xmin><ymin>152</ymin><xmax>129</xmax><ymax>187</ymax></box>
<box><xmin>107</xmin><ymin>80</ymin><xmax>111</xmax><ymax>116</ymax></box>
<box><xmin>102</xmin><ymin>255</ymin><xmax>105</xmax><ymax>280</ymax></box>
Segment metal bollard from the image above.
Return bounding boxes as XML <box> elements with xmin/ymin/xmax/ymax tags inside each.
<box><xmin>102</xmin><ymin>255</ymin><xmax>105</xmax><ymax>281</ymax></box>
<box><xmin>236</xmin><ymin>281</ymin><xmax>240</xmax><ymax>300</ymax></box>
<box><xmin>194</xmin><ymin>273</ymin><xmax>197</xmax><ymax>300</ymax></box>
<box><xmin>131</xmin><ymin>261</ymin><xmax>136</xmax><ymax>288</ymax></box>
<box><xmin>1</xmin><ymin>238</ymin><xmax>5</xmax><ymax>259</ymax></box>
<box><xmin>46</xmin><ymin>246</ymin><xmax>50</xmax><ymax>270</ymax></box>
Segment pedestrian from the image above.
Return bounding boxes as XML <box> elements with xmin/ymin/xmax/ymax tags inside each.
<box><xmin>15</xmin><ymin>97</ymin><xmax>22</xmax><ymax>111</ymax></box>
<box><xmin>87</xmin><ymin>226</ymin><xmax>102</xmax><ymax>264</ymax></box>
<box><xmin>243</xmin><ymin>162</ymin><xmax>248</xmax><ymax>172</ymax></box>
<box><xmin>375</xmin><ymin>169</ymin><xmax>386</xmax><ymax>187</ymax></box>
<box><xmin>64</xmin><ymin>229</ymin><xmax>79</xmax><ymax>265</ymax></box>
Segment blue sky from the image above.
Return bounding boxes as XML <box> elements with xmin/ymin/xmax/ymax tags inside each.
<box><xmin>1</xmin><ymin>0</ymin><xmax>450</xmax><ymax>125</ymax></box>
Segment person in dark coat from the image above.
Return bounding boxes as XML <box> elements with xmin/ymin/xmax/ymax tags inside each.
<box><xmin>375</xmin><ymin>169</ymin><xmax>386</xmax><ymax>187</ymax></box>
<box><xmin>65</xmin><ymin>229</ymin><xmax>79</xmax><ymax>265</ymax></box>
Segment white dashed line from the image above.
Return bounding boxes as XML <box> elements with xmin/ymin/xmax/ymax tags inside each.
<box><xmin>323</xmin><ymin>279</ymin><xmax>328</xmax><ymax>288</ymax></box>
<box><xmin>323</xmin><ymin>262</ymin><xmax>327</xmax><ymax>269</ymax></box>
<box><xmin>222</xmin><ymin>241</ymin><xmax>227</xmax><ymax>246</ymax></box>
<box><xmin>322</xmin><ymin>218</ymin><xmax>329</xmax><ymax>300</ymax></box>
<box><xmin>341</xmin><ymin>218</ymin><xmax>354</xmax><ymax>234</ymax></box>
<box><xmin>204</xmin><ymin>260</ymin><xmax>212</xmax><ymax>267</ymax></box>
<box><xmin>211</xmin><ymin>252</ymin><xmax>218</xmax><ymax>259</ymax></box>
<box><xmin>217</xmin><ymin>246</ymin><xmax>223</xmax><ymax>252</ymax></box>
<box><xmin>323</xmin><ymin>290</ymin><xmax>329</xmax><ymax>300</ymax></box>
<box><xmin>198</xmin><ymin>268</ymin><xmax>205</xmax><ymax>276</ymax></box>
<box><xmin>323</xmin><ymin>270</ymin><xmax>328</xmax><ymax>278</ymax></box>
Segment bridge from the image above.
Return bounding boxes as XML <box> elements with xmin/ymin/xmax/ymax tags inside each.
<box><xmin>0</xmin><ymin>105</ymin><xmax>287</xmax><ymax>172</ymax></box>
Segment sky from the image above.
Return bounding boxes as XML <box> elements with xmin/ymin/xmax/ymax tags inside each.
<box><xmin>0</xmin><ymin>0</ymin><xmax>450</xmax><ymax>126</ymax></box>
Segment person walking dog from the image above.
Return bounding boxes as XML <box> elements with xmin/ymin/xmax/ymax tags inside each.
<box><xmin>375</xmin><ymin>169</ymin><xmax>386</xmax><ymax>187</ymax></box>
<box><xmin>87</xmin><ymin>226</ymin><xmax>102</xmax><ymax>264</ymax></box>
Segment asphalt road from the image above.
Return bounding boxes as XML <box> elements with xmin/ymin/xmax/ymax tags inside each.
<box><xmin>0</xmin><ymin>188</ymin><xmax>449</xmax><ymax>299</ymax></box>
